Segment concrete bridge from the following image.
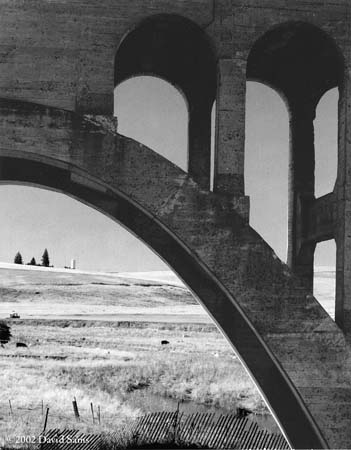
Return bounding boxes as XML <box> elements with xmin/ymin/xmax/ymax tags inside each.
<box><xmin>1</xmin><ymin>1</ymin><xmax>351</xmax><ymax>448</ymax></box>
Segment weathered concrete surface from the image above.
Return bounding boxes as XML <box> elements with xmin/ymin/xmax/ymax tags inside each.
<box><xmin>1</xmin><ymin>1</ymin><xmax>351</xmax><ymax>447</ymax></box>
<box><xmin>1</xmin><ymin>0</ymin><xmax>348</xmax><ymax>198</ymax></box>
<box><xmin>1</xmin><ymin>99</ymin><xmax>351</xmax><ymax>448</ymax></box>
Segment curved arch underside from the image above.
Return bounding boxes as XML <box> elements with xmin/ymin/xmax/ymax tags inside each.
<box><xmin>115</xmin><ymin>14</ymin><xmax>217</xmax><ymax>105</ymax></box>
<box><xmin>114</xmin><ymin>14</ymin><xmax>216</xmax><ymax>190</ymax></box>
<box><xmin>1</xmin><ymin>99</ymin><xmax>351</xmax><ymax>448</ymax></box>
<box><xmin>246</xmin><ymin>22</ymin><xmax>345</xmax><ymax>295</ymax></box>
<box><xmin>247</xmin><ymin>22</ymin><xmax>344</xmax><ymax>107</ymax></box>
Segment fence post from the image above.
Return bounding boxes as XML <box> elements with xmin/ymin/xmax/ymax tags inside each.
<box><xmin>98</xmin><ymin>405</ymin><xmax>101</xmax><ymax>425</ymax></box>
<box><xmin>90</xmin><ymin>402</ymin><xmax>95</xmax><ymax>424</ymax></box>
<box><xmin>8</xmin><ymin>400</ymin><xmax>13</xmax><ymax>416</ymax></box>
<box><xmin>41</xmin><ymin>400</ymin><xmax>43</xmax><ymax>416</ymax></box>
<box><xmin>72</xmin><ymin>397</ymin><xmax>80</xmax><ymax>421</ymax></box>
<box><xmin>173</xmin><ymin>401</ymin><xmax>181</xmax><ymax>443</ymax></box>
<box><xmin>42</xmin><ymin>407</ymin><xmax>49</xmax><ymax>434</ymax></box>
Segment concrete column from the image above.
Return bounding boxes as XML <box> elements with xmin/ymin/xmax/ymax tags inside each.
<box><xmin>213</xmin><ymin>58</ymin><xmax>245</xmax><ymax>197</ymax></box>
<box><xmin>188</xmin><ymin>99</ymin><xmax>212</xmax><ymax>190</ymax></box>
<box><xmin>335</xmin><ymin>66</ymin><xmax>351</xmax><ymax>332</ymax></box>
<box><xmin>287</xmin><ymin>100</ymin><xmax>316</xmax><ymax>290</ymax></box>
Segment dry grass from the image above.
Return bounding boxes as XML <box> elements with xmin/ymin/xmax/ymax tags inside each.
<box><xmin>0</xmin><ymin>321</ymin><xmax>266</xmax><ymax>446</ymax></box>
<box><xmin>0</xmin><ymin>267</ymin><xmax>269</xmax><ymax>447</ymax></box>
<box><xmin>0</xmin><ymin>267</ymin><xmax>196</xmax><ymax>309</ymax></box>
<box><xmin>0</xmin><ymin>268</ymin><xmax>205</xmax><ymax>322</ymax></box>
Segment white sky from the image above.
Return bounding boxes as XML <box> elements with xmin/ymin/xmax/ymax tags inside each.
<box><xmin>0</xmin><ymin>77</ymin><xmax>337</xmax><ymax>271</ymax></box>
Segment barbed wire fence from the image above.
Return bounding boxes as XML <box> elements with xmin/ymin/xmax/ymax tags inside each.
<box><xmin>1</xmin><ymin>398</ymin><xmax>109</xmax><ymax>434</ymax></box>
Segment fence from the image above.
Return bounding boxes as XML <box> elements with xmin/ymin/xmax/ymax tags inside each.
<box><xmin>2</xmin><ymin>398</ymin><xmax>102</xmax><ymax>429</ymax></box>
<box><xmin>126</xmin><ymin>411</ymin><xmax>289</xmax><ymax>449</ymax></box>
<box><xmin>39</xmin><ymin>429</ymin><xmax>102</xmax><ymax>450</ymax></box>
<box><xmin>38</xmin><ymin>411</ymin><xmax>289</xmax><ymax>449</ymax></box>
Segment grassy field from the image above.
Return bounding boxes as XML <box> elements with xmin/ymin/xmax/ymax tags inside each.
<box><xmin>0</xmin><ymin>321</ymin><xmax>267</xmax><ymax>444</ymax></box>
<box><xmin>0</xmin><ymin>266</ymin><xmax>206</xmax><ymax>320</ymax></box>
<box><xmin>0</xmin><ymin>263</ymin><xmax>337</xmax><ymax>447</ymax></box>
<box><xmin>0</xmin><ymin>266</ymin><xmax>270</xmax><ymax>447</ymax></box>
<box><xmin>0</xmin><ymin>264</ymin><xmax>335</xmax><ymax>319</ymax></box>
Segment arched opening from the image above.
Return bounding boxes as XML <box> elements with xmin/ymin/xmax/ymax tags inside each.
<box><xmin>314</xmin><ymin>87</ymin><xmax>339</xmax><ymax>197</ymax></box>
<box><xmin>247</xmin><ymin>22</ymin><xmax>343</xmax><ymax>288</ymax></box>
<box><xmin>313</xmin><ymin>240</ymin><xmax>336</xmax><ymax>319</ymax></box>
<box><xmin>114</xmin><ymin>76</ymin><xmax>188</xmax><ymax>172</ymax></box>
<box><xmin>0</xmin><ymin>183</ymin><xmax>281</xmax><ymax>443</ymax></box>
<box><xmin>245</xmin><ymin>81</ymin><xmax>289</xmax><ymax>261</ymax></box>
<box><xmin>312</xmin><ymin>88</ymin><xmax>338</xmax><ymax>318</ymax></box>
<box><xmin>0</xmin><ymin>153</ymin><xmax>328</xmax><ymax>448</ymax></box>
<box><xmin>114</xmin><ymin>14</ymin><xmax>217</xmax><ymax>189</ymax></box>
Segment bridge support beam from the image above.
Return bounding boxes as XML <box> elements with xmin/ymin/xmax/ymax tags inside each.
<box><xmin>188</xmin><ymin>99</ymin><xmax>212</xmax><ymax>190</ymax></box>
<box><xmin>287</xmin><ymin>100</ymin><xmax>316</xmax><ymax>290</ymax></box>
<box><xmin>307</xmin><ymin>194</ymin><xmax>335</xmax><ymax>243</ymax></box>
<box><xmin>335</xmin><ymin>67</ymin><xmax>351</xmax><ymax>333</ymax></box>
<box><xmin>3</xmin><ymin>97</ymin><xmax>351</xmax><ymax>448</ymax></box>
<box><xmin>214</xmin><ymin>58</ymin><xmax>245</xmax><ymax>196</ymax></box>
<box><xmin>213</xmin><ymin>58</ymin><xmax>249</xmax><ymax>221</ymax></box>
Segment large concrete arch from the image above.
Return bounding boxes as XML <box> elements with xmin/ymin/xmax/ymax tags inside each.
<box><xmin>0</xmin><ymin>148</ymin><xmax>323</xmax><ymax>450</ymax></box>
<box><xmin>3</xmin><ymin>98</ymin><xmax>351</xmax><ymax>448</ymax></box>
<box><xmin>114</xmin><ymin>14</ymin><xmax>217</xmax><ymax>190</ymax></box>
<box><xmin>2</xmin><ymin>2</ymin><xmax>351</xmax><ymax>447</ymax></box>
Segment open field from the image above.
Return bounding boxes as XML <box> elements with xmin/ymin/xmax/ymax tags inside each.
<box><xmin>0</xmin><ymin>264</ymin><xmax>335</xmax><ymax>445</ymax></box>
<box><xmin>0</xmin><ymin>320</ymin><xmax>269</xmax><ymax>446</ymax></box>
<box><xmin>0</xmin><ymin>265</ymin><xmax>272</xmax><ymax>446</ymax></box>
<box><xmin>0</xmin><ymin>265</ymin><xmax>207</xmax><ymax>323</ymax></box>
<box><xmin>0</xmin><ymin>263</ymin><xmax>336</xmax><ymax>320</ymax></box>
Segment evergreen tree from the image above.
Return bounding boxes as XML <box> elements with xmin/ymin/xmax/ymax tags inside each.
<box><xmin>0</xmin><ymin>321</ymin><xmax>11</xmax><ymax>346</ymax></box>
<box><xmin>29</xmin><ymin>257</ymin><xmax>36</xmax><ymax>266</ymax></box>
<box><xmin>14</xmin><ymin>252</ymin><xmax>23</xmax><ymax>264</ymax></box>
<box><xmin>41</xmin><ymin>248</ymin><xmax>50</xmax><ymax>267</ymax></box>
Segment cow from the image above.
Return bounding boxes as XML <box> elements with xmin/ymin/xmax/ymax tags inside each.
<box><xmin>16</xmin><ymin>342</ymin><xmax>28</xmax><ymax>348</ymax></box>
<box><xmin>161</xmin><ymin>340</ymin><xmax>170</xmax><ymax>345</ymax></box>
<box><xmin>236</xmin><ymin>407</ymin><xmax>252</xmax><ymax>418</ymax></box>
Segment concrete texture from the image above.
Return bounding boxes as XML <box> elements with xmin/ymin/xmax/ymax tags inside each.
<box><xmin>1</xmin><ymin>1</ymin><xmax>351</xmax><ymax>448</ymax></box>
<box><xmin>0</xmin><ymin>99</ymin><xmax>347</xmax><ymax>449</ymax></box>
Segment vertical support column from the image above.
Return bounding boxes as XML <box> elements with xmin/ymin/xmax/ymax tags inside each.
<box><xmin>213</xmin><ymin>58</ymin><xmax>249</xmax><ymax>220</ymax></box>
<box><xmin>335</xmin><ymin>65</ymin><xmax>351</xmax><ymax>332</ymax></box>
<box><xmin>188</xmin><ymin>99</ymin><xmax>212</xmax><ymax>190</ymax></box>
<box><xmin>287</xmin><ymin>99</ymin><xmax>316</xmax><ymax>290</ymax></box>
<box><xmin>214</xmin><ymin>59</ymin><xmax>245</xmax><ymax>196</ymax></box>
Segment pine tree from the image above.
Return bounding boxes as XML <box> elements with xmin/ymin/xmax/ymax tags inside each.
<box><xmin>14</xmin><ymin>252</ymin><xmax>23</xmax><ymax>264</ymax></box>
<box><xmin>29</xmin><ymin>257</ymin><xmax>36</xmax><ymax>266</ymax></box>
<box><xmin>41</xmin><ymin>248</ymin><xmax>50</xmax><ymax>267</ymax></box>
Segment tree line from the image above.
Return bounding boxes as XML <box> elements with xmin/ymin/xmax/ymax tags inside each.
<box><xmin>14</xmin><ymin>248</ymin><xmax>51</xmax><ymax>267</ymax></box>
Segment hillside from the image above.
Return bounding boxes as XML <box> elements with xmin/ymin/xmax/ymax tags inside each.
<box><xmin>0</xmin><ymin>264</ymin><xmax>206</xmax><ymax>323</ymax></box>
<box><xmin>0</xmin><ymin>263</ymin><xmax>335</xmax><ymax>320</ymax></box>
